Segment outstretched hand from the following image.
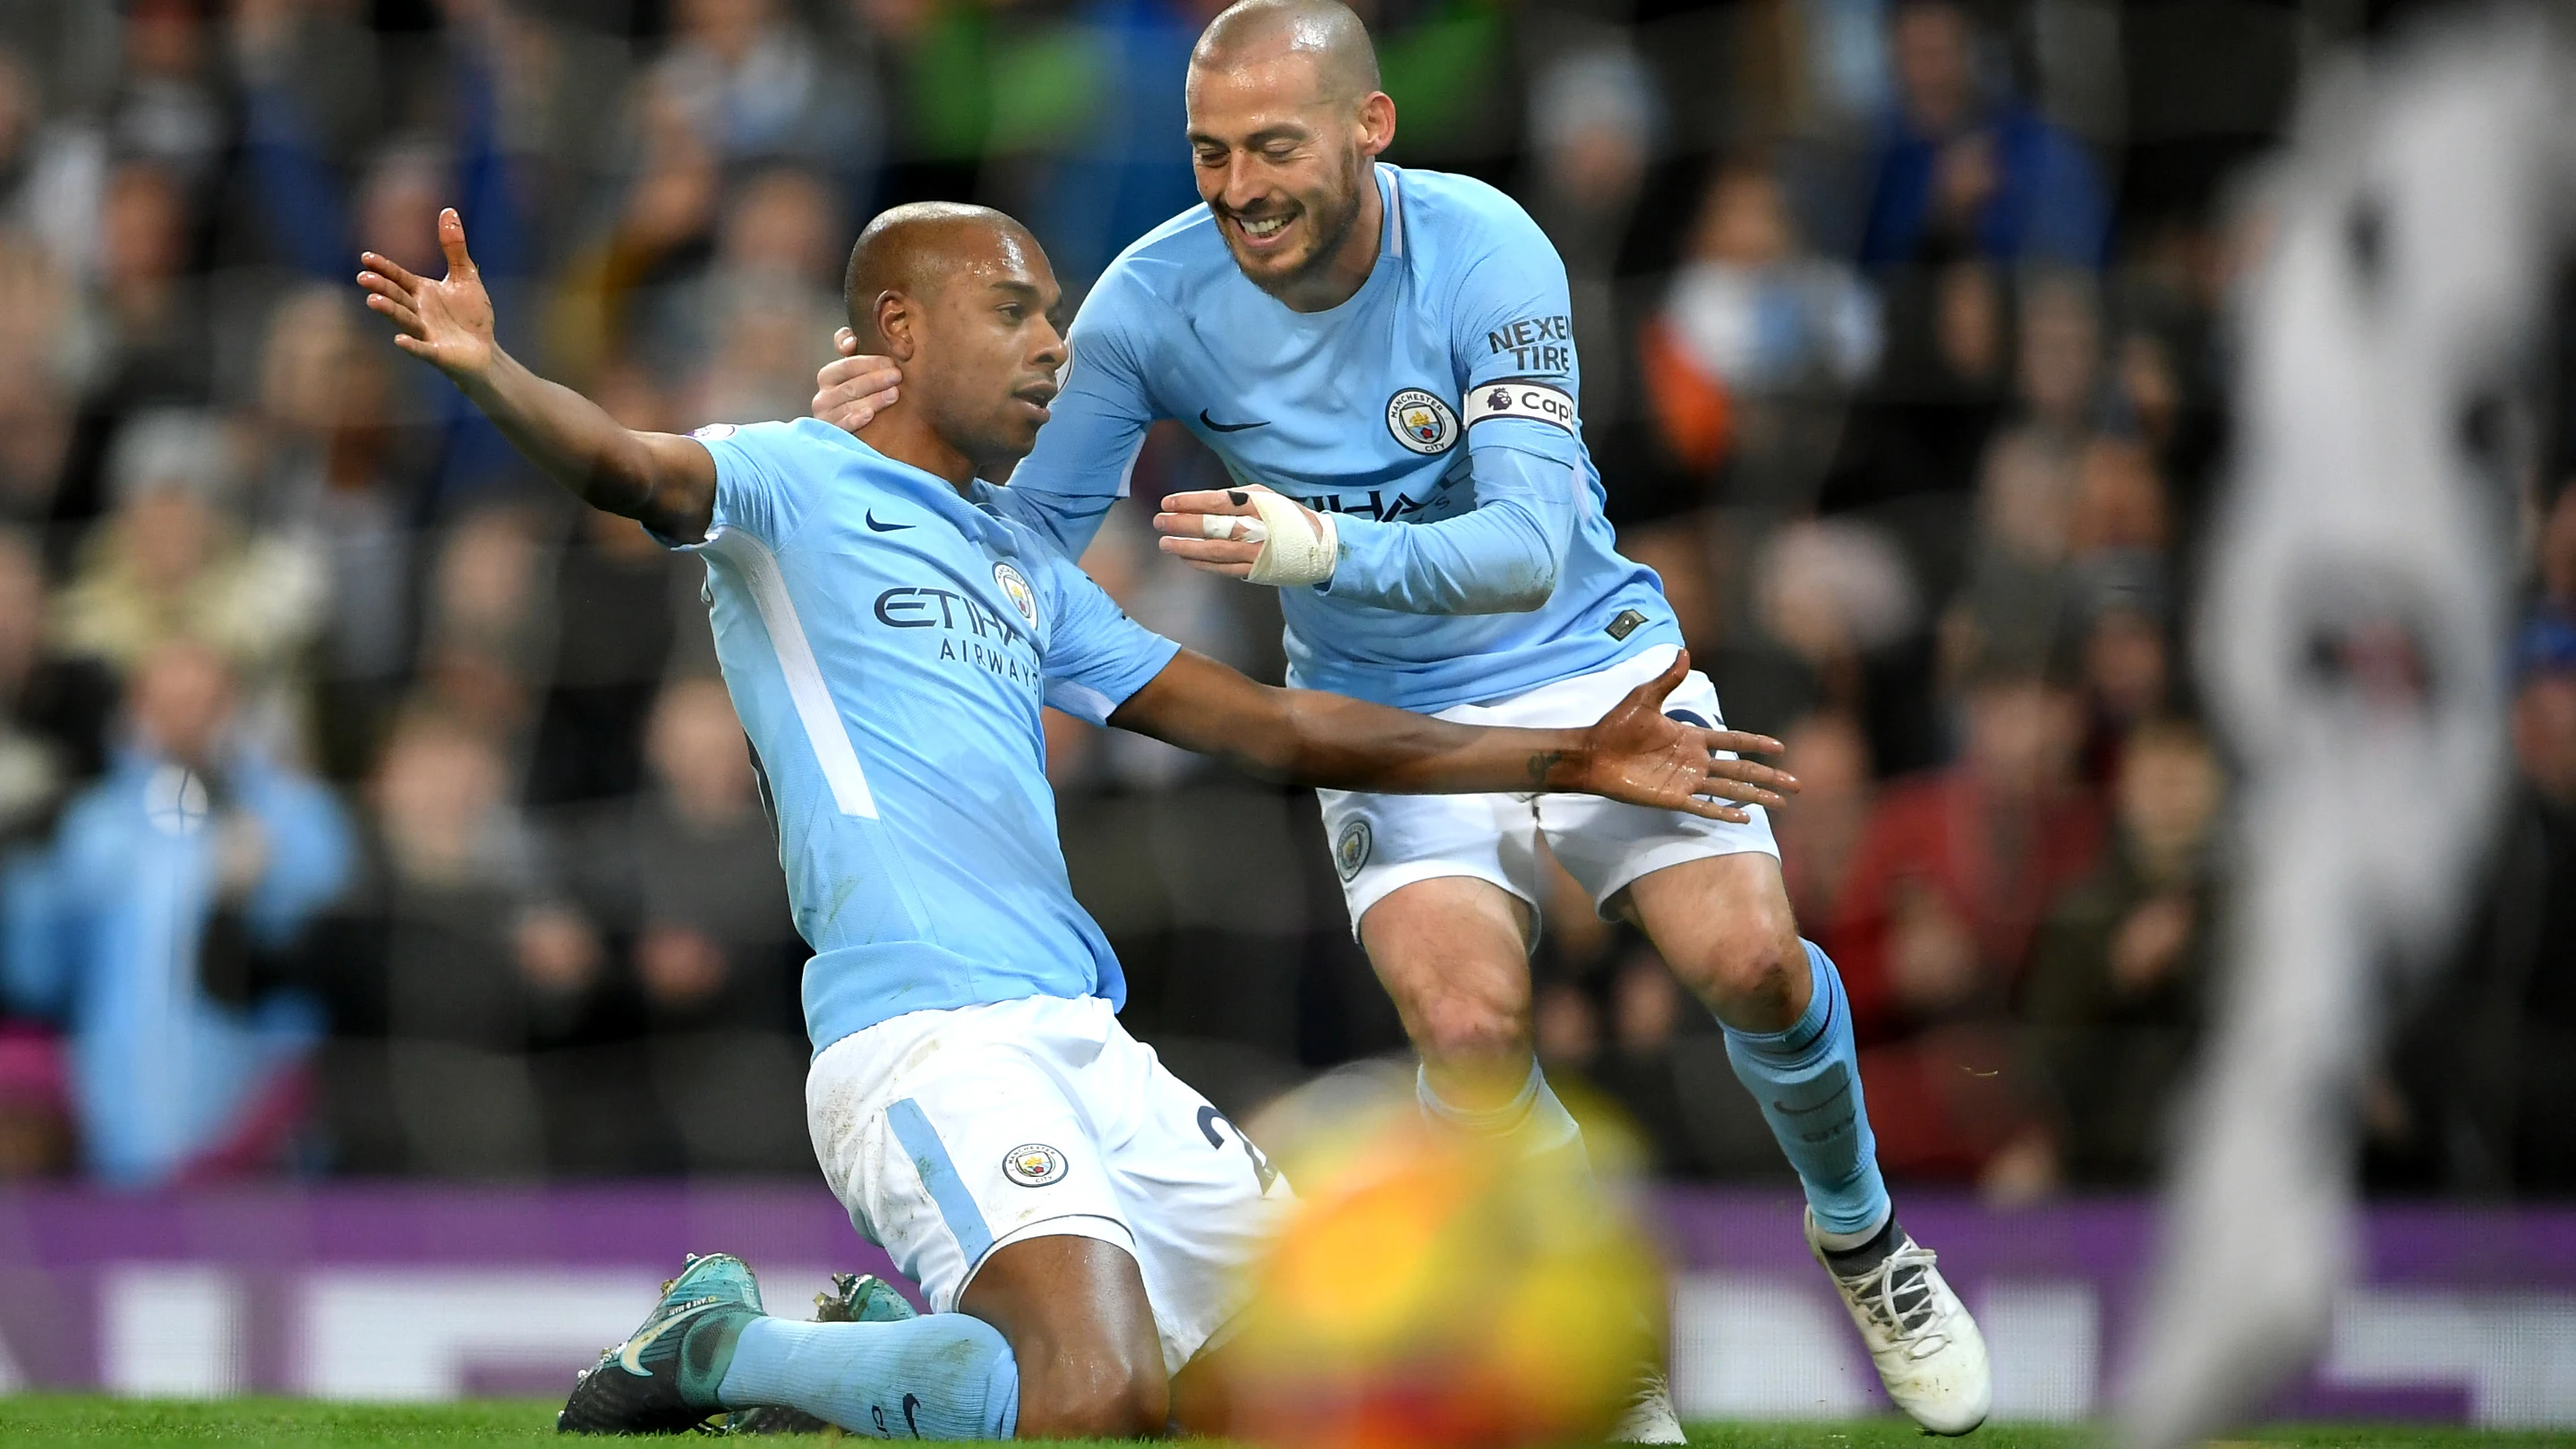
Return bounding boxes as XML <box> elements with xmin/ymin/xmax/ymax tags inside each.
<box><xmin>815</xmin><ymin>328</ymin><xmax>903</xmax><ymax>433</ymax></box>
<box><xmin>356</xmin><ymin>209</ymin><xmax>496</xmax><ymax>383</ymax></box>
<box><xmin>1576</xmin><ymin>652</ymin><xmax>1797</xmax><ymax>823</ymax></box>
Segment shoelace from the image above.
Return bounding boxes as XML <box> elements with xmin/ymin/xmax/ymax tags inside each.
<box><xmin>1621</xmin><ymin>1366</ymin><xmax>1672</xmax><ymax>1411</ymax></box>
<box><xmin>1838</xmin><ymin>1239</ymin><xmax>1949</xmax><ymax>1350</ymax></box>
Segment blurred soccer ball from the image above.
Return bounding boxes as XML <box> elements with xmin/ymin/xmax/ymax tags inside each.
<box><xmin>1229</xmin><ymin>1103</ymin><xmax>1663</xmax><ymax>1449</ymax></box>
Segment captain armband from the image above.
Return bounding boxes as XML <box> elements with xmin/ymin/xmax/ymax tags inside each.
<box><xmin>1463</xmin><ymin>379</ymin><xmax>1578</xmax><ymax>435</ymax></box>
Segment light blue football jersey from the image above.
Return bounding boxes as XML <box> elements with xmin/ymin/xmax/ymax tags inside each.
<box><xmin>990</xmin><ymin>162</ymin><xmax>1680</xmax><ymax>712</ymax></box>
<box><xmin>668</xmin><ymin>418</ymin><xmax>1181</xmax><ymax>1053</ymax></box>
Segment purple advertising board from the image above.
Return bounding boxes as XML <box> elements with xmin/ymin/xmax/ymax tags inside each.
<box><xmin>0</xmin><ymin>1183</ymin><xmax>2568</xmax><ymax>1427</ymax></box>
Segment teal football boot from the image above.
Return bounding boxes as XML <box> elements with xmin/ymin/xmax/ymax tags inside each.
<box><xmin>559</xmin><ymin>1253</ymin><xmax>764</xmax><ymax>1435</ymax></box>
<box><xmin>725</xmin><ymin>1273</ymin><xmax>919</xmax><ymax>1436</ymax></box>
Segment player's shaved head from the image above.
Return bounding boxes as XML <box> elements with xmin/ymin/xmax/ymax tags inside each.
<box><xmin>836</xmin><ymin>200</ymin><xmax>1065</xmax><ymax>486</ymax></box>
<box><xmin>1190</xmin><ymin>0</ymin><xmax>1378</xmax><ymax>103</ymax></box>
<box><xmin>842</xmin><ymin>201</ymin><xmax>1041</xmax><ymax>347</ymax></box>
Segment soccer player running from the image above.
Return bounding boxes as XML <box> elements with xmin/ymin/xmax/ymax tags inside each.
<box><xmin>358</xmin><ymin>203</ymin><xmax>1796</xmax><ymax>1438</ymax></box>
<box><xmin>812</xmin><ymin>0</ymin><xmax>1992</xmax><ymax>1435</ymax></box>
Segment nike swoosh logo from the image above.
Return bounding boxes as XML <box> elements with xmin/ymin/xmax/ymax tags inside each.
<box><xmin>619</xmin><ymin>1299</ymin><xmax>727</xmax><ymax>1377</ymax></box>
<box><xmin>1773</xmin><ymin>1079</ymin><xmax>1852</xmax><ymax>1117</ymax></box>
<box><xmin>866</xmin><ymin>510</ymin><xmax>913</xmax><ymax>532</ymax></box>
<box><xmin>1198</xmin><ymin>410</ymin><xmax>1267</xmax><ymax>432</ymax></box>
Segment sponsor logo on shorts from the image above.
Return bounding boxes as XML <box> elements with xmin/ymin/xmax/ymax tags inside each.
<box><xmin>1385</xmin><ymin>388</ymin><xmax>1459</xmax><ymax>455</ymax></box>
<box><xmin>1334</xmin><ymin>818</ymin><xmax>1373</xmax><ymax>882</ymax></box>
<box><xmin>691</xmin><ymin>422</ymin><xmax>738</xmax><ymax>441</ymax></box>
<box><xmin>1002</xmin><ymin>1143</ymin><xmax>1067</xmax><ymax>1187</ymax></box>
<box><xmin>992</xmin><ymin>562</ymin><xmax>1039</xmax><ymax>627</ymax></box>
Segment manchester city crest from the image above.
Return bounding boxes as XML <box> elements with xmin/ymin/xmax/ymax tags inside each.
<box><xmin>1385</xmin><ymin>388</ymin><xmax>1458</xmax><ymax>455</ymax></box>
<box><xmin>1002</xmin><ymin>1143</ymin><xmax>1068</xmax><ymax>1187</ymax></box>
<box><xmin>993</xmin><ymin>562</ymin><xmax>1039</xmax><ymax>626</ymax></box>
<box><xmin>1334</xmin><ymin>818</ymin><xmax>1374</xmax><ymax>882</ymax></box>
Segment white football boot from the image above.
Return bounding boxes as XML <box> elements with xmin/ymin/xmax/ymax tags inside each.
<box><xmin>1806</xmin><ymin>1209</ymin><xmax>1992</xmax><ymax>1435</ymax></box>
<box><xmin>1608</xmin><ymin>1361</ymin><xmax>1687</xmax><ymax>1444</ymax></box>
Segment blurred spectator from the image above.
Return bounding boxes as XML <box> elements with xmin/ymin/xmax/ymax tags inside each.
<box><xmin>525</xmin><ymin>502</ymin><xmax>689</xmax><ymax>808</ymax></box>
<box><xmin>1954</xmin><ymin>272</ymin><xmax>2170</xmax><ymax>680</ymax></box>
<box><xmin>1858</xmin><ymin>0</ymin><xmax>2109</xmax><ymax>268</ymax></box>
<box><xmin>0</xmin><ymin>340</ymin><xmax>80</xmax><ymax>541</ymax></box>
<box><xmin>1826</xmin><ymin>658</ymin><xmax>2105</xmax><ymax>1179</ymax></box>
<box><xmin>51</xmin><ymin>411</ymin><xmax>327</xmax><ymax>721</ymax></box>
<box><xmin>647</xmin><ymin>0</ymin><xmax>879</xmax><ymax>181</ymax></box>
<box><xmin>1774</xmin><ymin>710</ymin><xmax>1874</xmax><ymax>929</ymax></box>
<box><xmin>244</xmin><ymin>286</ymin><xmax>422</xmax><ymax>781</ymax></box>
<box><xmin>114</xmin><ymin>0</ymin><xmax>226</xmax><ymax>208</ymax></box>
<box><xmin>0</xmin><ymin>43</ymin><xmax>106</xmax><ymax>281</ymax></box>
<box><xmin>0</xmin><ymin>526</ymin><xmax>115</xmax><ymax>850</ymax></box>
<box><xmin>665</xmin><ymin>167</ymin><xmax>849</xmax><ymax>425</ymax></box>
<box><xmin>1</xmin><ymin>642</ymin><xmax>350</xmax><ymax>1187</ymax></box>
<box><xmin>560</xmin><ymin>678</ymin><xmax>808</xmax><ymax>1174</ymax></box>
<box><xmin>2379</xmin><ymin>612</ymin><xmax>2576</xmax><ymax>1195</ymax></box>
<box><xmin>415</xmin><ymin>506</ymin><xmax>549</xmax><ymax>744</ymax></box>
<box><xmin>2017</xmin><ymin>717</ymin><xmax>2221</xmax><ymax>1191</ymax></box>
<box><xmin>1644</xmin><ymin>158</ymin><xmax>1880</xmax><ymax>496</ymax></box>
<box><xmin>303</xmin><ymin>704</ymin><xmax>596</xmax><ymax>1178</ymax></box>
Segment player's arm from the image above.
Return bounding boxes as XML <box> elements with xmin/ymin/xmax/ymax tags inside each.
<box><xmin>357</xmin><ymin>209</ymin><xmax>718</xmax><ymax>542</ymax></box>
<box><xmin>1108</xmin><ymin>648</ymin><xmax>1796</xmax><ymax>822</ymax></box>
<box><xmin>1153</xmin><ymin>446</ymin><xmax>1576</xmax><ymax>613</ymax></box>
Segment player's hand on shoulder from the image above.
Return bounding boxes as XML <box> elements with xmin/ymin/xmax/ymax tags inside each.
<box><xmin>815</xmin><ymin>327</ymin><xmax>902</xmax><ymax>434</ymax></box>
<box><xmin>1156</xmin><ymin>484</ymin><xmax>1338</xmax><ymax>587</ymax></box>
<box><xmin>357</xmin><ymin>208</ymin><xmax>496</xmax><ymax>382</ymax></box>
<box><xmin>1579</xmin><ymin>652</ymin><xmax>1799</xmax><ymax>823</ymax></box>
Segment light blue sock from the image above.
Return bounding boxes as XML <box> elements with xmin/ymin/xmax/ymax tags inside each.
<box><xmin>1418</xmin><ymin>1060</ymin><xmax>1595</xmax><ymax>1182</ymax></box>
<box><xmin>715</xmin><ymin>1312</ymin><xmax>1019</xmax><ymax>1439</ymax></box>
<box><xmin>1722</xmin><ymin>940</ymin><xmax>1891</xmax><ymax>1240</ymax></box>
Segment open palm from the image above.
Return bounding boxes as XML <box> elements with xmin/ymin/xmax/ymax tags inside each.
<box><xmin>1582</xmin><ymin>652</ymin><xmax>1798</xmax><ymax>823</ymax></box>
<box><xmin>356</xmin><ymin>208</ymin><xmax>496</xmax><ymax>383</ymax></box>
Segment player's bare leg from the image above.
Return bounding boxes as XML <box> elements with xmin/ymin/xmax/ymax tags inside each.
<box><xmin>961</xmin><ymin>1236</ymin><xmax>1171</xmax><ymax>1437</ymax></box>
<box><xmin>1361</xmin><ymin>876</ymin><xmax>1543</xmax><ymax>1112</ymax></box>
<box><xmin>1621</xmin><ymin>852</ymin><xmax>1992</xmax><ymax>1435</ymax></box>
<box><xmin>1359</xmin><ymin>874</ymin><xmax>1685</xmax><ymax>1444</ymax></box>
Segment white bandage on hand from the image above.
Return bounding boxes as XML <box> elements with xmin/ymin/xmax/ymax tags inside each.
<box><xmin>1198</xmin><ymin>486</ymin><xmax>1338</xmax><ymax>587</ymax></box>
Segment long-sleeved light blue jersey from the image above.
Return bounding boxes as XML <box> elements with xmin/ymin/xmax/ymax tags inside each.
<box><xmin>667</xmin><ymin>420</ymin><xmax>1181</xmax><ymax>1053</ymax></box>
<box><xmin>988</xmin><ymin>162</ymin><xmax>1680</xmax><ymax>712</ymax></box>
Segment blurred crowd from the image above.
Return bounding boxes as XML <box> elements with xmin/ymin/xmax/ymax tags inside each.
<box><xmin>0</xmin><ymin>0</ymin><xmax>2566</xmax><ymax>1200</ymax></box>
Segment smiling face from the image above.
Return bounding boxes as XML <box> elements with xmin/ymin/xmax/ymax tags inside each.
<box><xmin>1186</xmin><ymin>47</ymin><xmax>1393</xmax><ymax>308</ymax></box>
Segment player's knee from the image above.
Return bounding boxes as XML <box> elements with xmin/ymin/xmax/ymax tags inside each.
<box><xmin>1018</xmin><ymin>1358</ymin><xmax>1169</xmax><ymax>1439</ymax></box>
<box><xmin>1412</xmin><ymin>990</ymin><xmax>1530</xmax><ymax>1070</ymax></box>
<box><xmin>1677</xmin><ymin>910</ymin><xmax>1807</xmax><ymax>1023</ymax></box>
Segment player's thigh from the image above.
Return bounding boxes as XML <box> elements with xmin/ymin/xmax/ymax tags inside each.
<box><xmin>1359</xmin><ymin>874</ymin><xmax>1542</xmax><ymax>1071</ymax></box>
<box><xmin>1086</xmin><ymin>1019</ymin><xmax>1296</xmax><ymax>1384</ymax></box>
<box><xmin>1619</xmin><ymin>849</ymin><xmax>1811</xmax><ymax>1022</ymax></box>
<box><xmin>805</xmin><ymin>1004</ymin><xmax>1137</xmax><ymax>1317</ymax></box>
<box><xmin>1535</xmin><ymin>661</ymin><xmax>1782</xmax><ymax>922</ymax></box>
<box><xmin>960</xmin><ymin>1233</ymin><xmax>1168</xmax><ymax>1438</ymax></box>
<box><xmin>1318</xmin><ymin>782</ymin><xmax>1541</xmax><ymax>945</ymax></box>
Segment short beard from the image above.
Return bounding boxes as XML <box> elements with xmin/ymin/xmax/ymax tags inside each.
<box><xmin>1234</xmin><ymin>160</ymin><xmax>1366</xmax><ymax>300</ymax></box>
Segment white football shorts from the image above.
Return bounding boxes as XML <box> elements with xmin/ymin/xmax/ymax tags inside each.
<box><xmin>1317</xmin><ymin>643</ymin><xmax>1779</xmax><ymax>933</ymax></box>
<box><xmin>806</xmin><ymin>993</ymin><xmax>1293</xmax><ymax>1375</ymax></box>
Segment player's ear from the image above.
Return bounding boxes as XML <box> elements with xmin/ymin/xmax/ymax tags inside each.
<box><xmin>1357</xmin><ymin>90</ymin><xmax>1395</xmax><ymax>158</ymax></box>
<box><xmin>874</xmin><ymin>290</ymin><xmax>920</xmax><ymax>362</ymax></box>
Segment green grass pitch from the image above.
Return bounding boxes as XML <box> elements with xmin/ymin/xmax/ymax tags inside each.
<box><xmin>0</xmin><ymin>1401</ymin><xmax>2562</xmax><ymax>1449</ymax></box>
